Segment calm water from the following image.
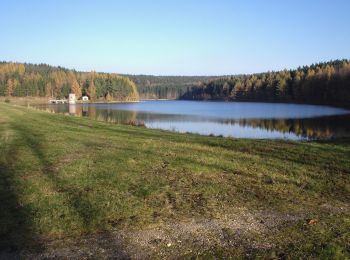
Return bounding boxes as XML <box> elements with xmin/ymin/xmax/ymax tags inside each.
<box><xmin>32</xmin><ymin>100</ymin><xmax>350</xmax><ymax>140</ymax></box>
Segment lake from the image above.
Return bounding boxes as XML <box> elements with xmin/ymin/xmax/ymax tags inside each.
<box><xmin>32</xmin><ymin>100</ymin><xmax>350</xmax><ymax>140</ymax></box>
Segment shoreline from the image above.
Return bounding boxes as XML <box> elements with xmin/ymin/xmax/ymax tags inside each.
<box><xmin>76</xmin><ymin>100</ymin><xmax>140</xmax><ymax>104</ymax></box>
<box><xmin>0</xmin><ymin>96</ymin><xmax>141</xmax><ymax>105</ymax></box>
<box><xmin>140</xmin><ymin>98</ymin><xmax>176</xmax><ymax>101</ymax></box>
<box><xmin>2</xmin><ymin>96</ymin><xmax>349</xmax><ymax>111</ymax></box>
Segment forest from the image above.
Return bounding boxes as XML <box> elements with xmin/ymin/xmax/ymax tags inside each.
<box><xmin>0</xmin><ymin>62</ymin><xmax>139</xmax><ymax>101</ymax></box>
<box><xmin>2</xmin><ymin>60</ymin><xmax>350</xmax><ymax>108</ymax></box>
<box><xmin>180</xmin><ymin>60</ymin><xmax>350</xmax><ymax>108</ymax></box>
<box><xmin>125</xmin><ymin>75</ymin><xmax>217</xmax><ymax>99</ymax></box>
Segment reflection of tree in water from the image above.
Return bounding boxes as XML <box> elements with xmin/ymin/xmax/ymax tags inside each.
<box><xmin>74</xmin><ymin>105</ymin><xmax>83</xmax><ymax>117</ymax></box>
<box><xmin>129</xmin><ymin>113</ymin><xmax>350</xmax><ymax>139</ymax></box>
<box><xmin>94</xmin><ymin>109</ymin><xmax>137</xmax><ymax>124</ymax></box>
<box><xmin>33</xmin><ymin>104</ymin><xmax>350</xmax><ymax>140</ymax></box>
<box><xmin>87</xmin><ymin>105</ymin><xmax>96</xmax><ymax>119</ymax></box>
<box><xmin>236</xmin><ymin>116</ymin><xmax>350</xmax><ymax>139</ymax></box>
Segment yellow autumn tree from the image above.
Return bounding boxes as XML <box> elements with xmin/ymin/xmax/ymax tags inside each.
<box><xmin>87</xmin><ymin>79</ymin><xmax>96</xmax><ymax>100</ymax></box>
<box><xmin>6</xmin><ymin>79</ymin><xmax>15</xmax><ymax>96</ymax></box>
<box><xmin>105</xmin><ymin>92</ymin><xmax>112</xmax><ymax>102</ymax></box>
<box><xmin>71</xmin><ymin>79</ymin><xmax>82</xmax><ymax>99</ymax></box>
<box><xmin>17</xmin><ymin>64</ymin><xmax>25</xmax><ymax>76</ymax></box>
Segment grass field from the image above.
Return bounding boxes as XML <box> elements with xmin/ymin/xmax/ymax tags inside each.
<box><xmin>0</xmin><ymin>102</ymin><xmax>349</xmax><ymax>258</ymax></box>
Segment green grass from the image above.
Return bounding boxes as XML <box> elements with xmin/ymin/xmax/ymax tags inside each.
<box><xmin>0</xmin><ymin>103</ymin><xmax>349</xmax><ymax>258</ymax></box>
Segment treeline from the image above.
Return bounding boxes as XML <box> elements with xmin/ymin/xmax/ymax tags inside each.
<box><xmin>125</xmin><ymin>75</ymin><xmax>216</xmax><ymax>99</ymax></box>
<box><xmin>180</xmin><ymin>60</ymin><xmax>350</xmax><ymax>108</ymax></box>
<box><xmin>0</xmin><ymin>62</ymin><xmax>139</xmax><ymax>101</ymax></box>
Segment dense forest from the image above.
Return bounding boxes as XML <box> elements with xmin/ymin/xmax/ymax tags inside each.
<box><xmin>125</xmin><ymin>75</ymin><xmax>217</xmax><ymax>99</ymax></box>
<box><xmin>180</xmin><ymin>60</ymin><xmax>350</xmax><ymax>108</ymax></box>
<box><xmin>0</xmin><ymin>62</ymin><xmax>139</xmax><ymax>101</ymax></box>
<box><xmin>2</xmin><ymin>60</ymin><xmax>350</xmax><ymax>108</ymax></box>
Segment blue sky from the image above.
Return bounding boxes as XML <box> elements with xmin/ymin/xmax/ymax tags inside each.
<box><xmin>1</xmin><ymin>0</ymin><xmax>349</xmax><ymax>75</ymax></box>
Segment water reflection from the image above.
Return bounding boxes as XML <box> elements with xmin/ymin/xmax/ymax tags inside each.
<box><xmin>32</xmin><ymin>102</ymin><xmax>350</xmax><ymax>140</ymax></box>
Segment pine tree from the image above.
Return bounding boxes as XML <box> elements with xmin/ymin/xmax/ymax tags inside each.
<box><xmin>45</xmin><ymin>82</ymin><xmax>53</xmax><ymax>97</ymax></box>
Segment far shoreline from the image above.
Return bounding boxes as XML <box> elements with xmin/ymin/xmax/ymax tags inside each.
<box><xmin>0</xmin><ymin>96</ymin><xmax>141</xmax><ymax>105</ymax></box>
<box><xmin>2</xmin><ymin>96</ymin><xmax>350</xmax><ymax>111</ymax></box>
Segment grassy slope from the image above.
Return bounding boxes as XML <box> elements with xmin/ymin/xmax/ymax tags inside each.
<box><xmin>0</xmin><ymin>103</ymin><xmax>349</xmax><ymax>258</ymax></box>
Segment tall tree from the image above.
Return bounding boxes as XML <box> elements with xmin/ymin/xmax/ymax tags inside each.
<box><xmin>87</xmin><ymin>79</ymin><xmax>96</xmax><ymax>100</ymax></box>
<box><xmin>105</xmin><ymin>92</ymin><xmax>112</xmax><ymax>101</ymax></box>
<box><xmin>45</xmin><ymin>82</ymin><xmax>53</xmax><ymax>97</ymax></box>
<box><xmin>6</xmin><ymin>79</ymin><xmax>15</xmax><ymax>96</ymax></box>
<box><xmin>71</xmin><ymin>79</ymin><xmax>82</xmax><ymax>99</ymax></box>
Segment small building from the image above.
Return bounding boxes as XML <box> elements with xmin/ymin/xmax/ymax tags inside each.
<box><xmin>82</xmin><ymin>96</ymin><xmax>89</xmax><ymax>102</ymax></box>
<box><xmin>68</xmin><ymin>93</ymin><xmax>76</xmax><ymax>104</ymax></box>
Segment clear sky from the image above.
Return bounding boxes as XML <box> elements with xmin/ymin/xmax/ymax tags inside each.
<box><xmin>1</xmin><ymin>0</ymin><xmax>349</xmax><ymax>75</ymax></box>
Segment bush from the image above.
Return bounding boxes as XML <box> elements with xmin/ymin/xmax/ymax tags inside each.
<box><xmin>4</xmin><ymin>98</ymin><xmax>10</xmax><ymax>103</ymax></box>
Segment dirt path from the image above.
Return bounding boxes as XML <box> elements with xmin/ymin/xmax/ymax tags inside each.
<box><xmin>5</xmin><ymin>204</ymin><xmax>347</xmax><ymax>259</ymax></box>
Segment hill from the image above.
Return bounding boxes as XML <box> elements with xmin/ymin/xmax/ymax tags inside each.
<box><xmin>0</xmin><ymin>62</ymin><xmax>139</xmax><ymax>102</ymax></box>
<box><xmin>125</xmin><ymin>75</ymin><xmax>217</xmax><ymax>99</ymax></box>
<box><xmin>180</xmin><ymin>60</ymin><xmax>350</xmax><ymax>108</ymax></box>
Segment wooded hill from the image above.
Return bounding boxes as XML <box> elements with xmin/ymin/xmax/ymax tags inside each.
<box><xmin>0</xmin><ymin>62</ymin><xmax>139</xmax><ymax>101</ymax></box>
<box><xmin>2</xmin><ymin>60</ymin><xmax>350</xmax><ymax>108</ymax></box>
<box><xmin>180</xmin><ymin>60</ymin><xmax>350</xmax><ymax>108</ymax></box>
<box><xmin>125</xmin><ymin>75</ymin><xmax>217</xmax><ymax>99</ymax></box>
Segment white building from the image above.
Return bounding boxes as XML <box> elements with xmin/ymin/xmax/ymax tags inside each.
<box><xmin>82</xmin><ymin>96</ymin><xmax>89</xmax><ymax>102</ymax></box>
<box><xmin>68</xmin><ymin>93</ymin><xmax>76</xmax><ymax>104</ymax></box>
